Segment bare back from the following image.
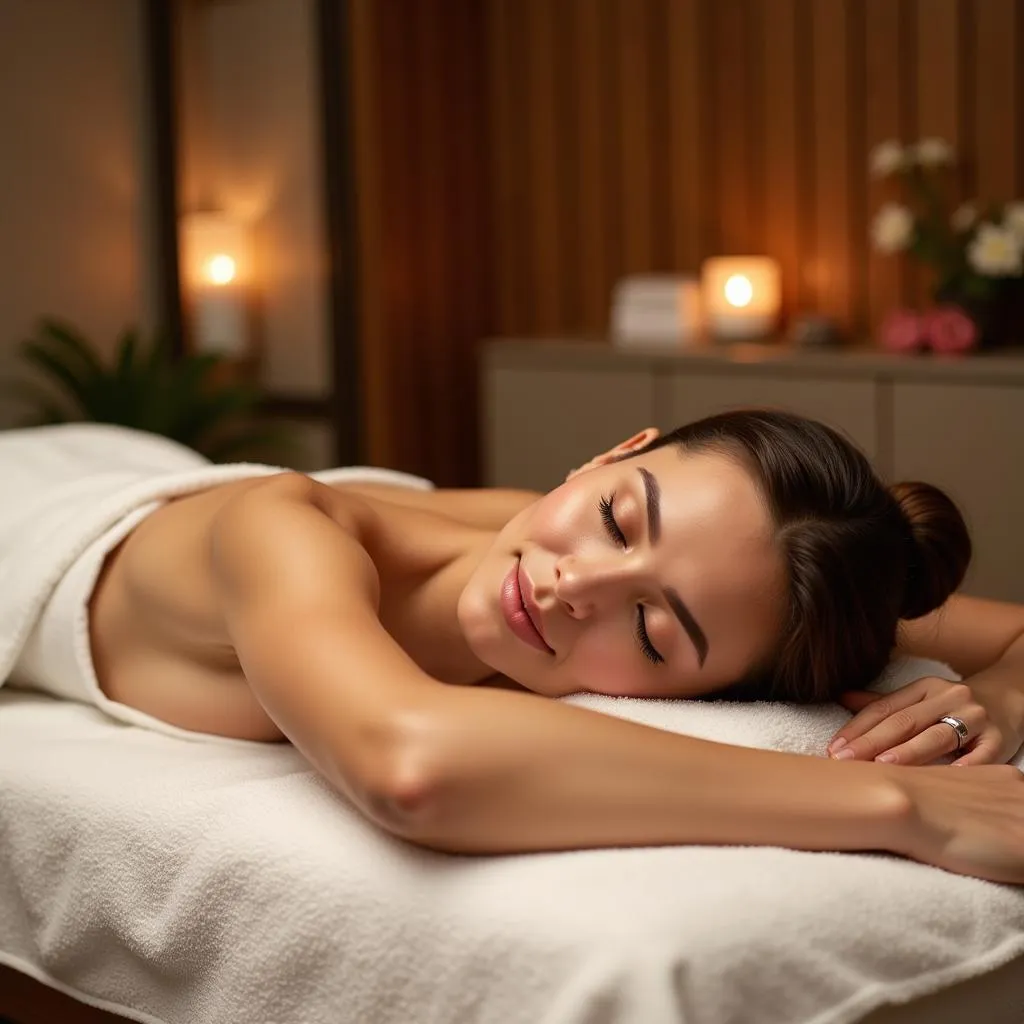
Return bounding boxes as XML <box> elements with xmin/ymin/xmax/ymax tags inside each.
<box><xmin>89</xmin><ymin>477</ymin><xmax>520</xmax><ymax>741</ymax></box>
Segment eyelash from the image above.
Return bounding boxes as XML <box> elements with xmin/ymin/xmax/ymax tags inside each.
<box><xmin>597</xmin><ymin>493</ymin><xmax>665</xmax><ymax>666</ymax></box>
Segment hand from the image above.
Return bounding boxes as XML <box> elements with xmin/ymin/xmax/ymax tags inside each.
<box><xmin>889</xmin><ymin>763</ymin><xmax>1024</xmax><ymax>885</ymax></box>
<box><xmin>827</xmin><ymin>676</ymin><xmax>1024</xmax><ymax>766</ymax></box>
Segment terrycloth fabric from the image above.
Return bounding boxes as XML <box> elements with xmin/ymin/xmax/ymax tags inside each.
<box><xmin>2</xmin><ymin>660</ymin><xmax>1024</xmax><ymax>1024</ymax></box>
<box><xmin>1</xmin><ymin>424</ymin><xmax>1024</xmax><ymax>1023</ymax></box>
<box><xmin>0</xmin><ymin>423</ymin><xmax>431</xmax><ymax>738</ymax></box>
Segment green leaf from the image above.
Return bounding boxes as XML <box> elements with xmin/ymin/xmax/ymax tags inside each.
<box><xmin>35</xmin><ymin>318</ymin><xmax>105</xmax><ymax>380</ymax></box>
<box><xmin>115</xmin><ymin>328</ymin><xmax>140</xmax><ymax>378</ymax></box>
<box><xmin>12</xmin><ymin>320</ymin><xmax>277</xmax><ymax>455</ymax></box>
<box><xmin>19</xmin><ymin>339</ymin><xmax>91</xmax><ymax>413</ymax></box>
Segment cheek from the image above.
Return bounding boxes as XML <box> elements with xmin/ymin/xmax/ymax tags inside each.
<box><xmin>523</xmin><ymin>485</ymin><xmax>590</xmax><ymax>548</ymax></box>
<box><xmin>563</xmin><ymin>628</ymin><xmax>648</xmax><ymax>696</ymax></box>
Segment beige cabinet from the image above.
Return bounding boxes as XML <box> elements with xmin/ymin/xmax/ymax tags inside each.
<box><xmin>483</xmin><ymin>340</ymin><xmax>1024</xmax><ymax>600</ymax></box>
<box><xmin>483</xmin><ymin>363</ymin><xmax>656</xmax><ymax>493</ymax></box>
<box><xmin>667</xmin><ymin>372</ymin><xmax>879</xmax><ymax>462</ymax></box>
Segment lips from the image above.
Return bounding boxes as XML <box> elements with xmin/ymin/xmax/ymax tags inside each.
<box><xmin>500</xmin><ymin>558</ymin><xmax>553</xmax><ymax>654</ymax></box>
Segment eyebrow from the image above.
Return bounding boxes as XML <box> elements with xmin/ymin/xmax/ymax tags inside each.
<box><xmin>637</xmin><ymin>467</ymin><xmax>709</xmax><ymax>668</ymax></box>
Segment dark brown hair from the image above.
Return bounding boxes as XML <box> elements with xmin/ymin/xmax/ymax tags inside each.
<box><xmin>621</xmin><ymin>409</ymin><xmax>971</xmax><ymax>703</ymax></box>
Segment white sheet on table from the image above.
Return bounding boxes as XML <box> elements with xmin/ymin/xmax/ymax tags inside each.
<box><xmin>1</xmin><ymin>657</ymin><xmax>1023</xmax><ymax>1024</ymax></box>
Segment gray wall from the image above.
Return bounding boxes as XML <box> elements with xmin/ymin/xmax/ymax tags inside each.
<box><xmin>179</xmin><ymin>0</ymin><xmax>329</xmax><ymax>398</ymax></box>
<box><xmin>0</xmin><ymin>0</ymin><xmax>152</xmax><ymax>426</ymax></box>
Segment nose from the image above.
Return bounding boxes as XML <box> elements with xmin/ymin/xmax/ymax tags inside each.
<box><xmin>552</xmin><ymin>551</ymin><xmax>644</xmax><ymax>619</ymax></box>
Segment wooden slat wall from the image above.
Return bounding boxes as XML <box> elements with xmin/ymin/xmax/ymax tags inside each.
<box><xmin>487</xmin><ymin>0</ymin><xmax>1024</xmax><ymax>337</ymax></box>
<box><xmin>348</xmin><ymin>0</ymin><xmax>491</xmax><ymax>484</ymax></box>
<box><xmin>345</xmin><ymin>0</ymin><xmax>1022</xmax><ymax>482</ymax></box>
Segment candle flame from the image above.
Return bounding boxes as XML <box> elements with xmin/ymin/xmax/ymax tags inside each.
<box><xmin>723</xmin><ymin>274</ymin><xmax>753</xmax><ymax>308</ymax></box>
<box><xmin>206</xmin><ymin>254</ymin><xmax>237</xmax><ymax>286</ymax></box>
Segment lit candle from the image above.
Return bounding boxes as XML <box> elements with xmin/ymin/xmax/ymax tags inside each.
<box><xmin>180</xmin><ymin>213</ymin><xmax>252</xmax><ymax>357</ymax></box>
<box><xmin>701</xmin><ymin>256</ymin><xmax>781</xmax><ymax>340</ymax></box>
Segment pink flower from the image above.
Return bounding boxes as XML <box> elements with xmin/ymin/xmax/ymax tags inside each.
<box><xmin>880</xmin><ymin>309</ymin><xmax>926</xmax><ymax>352</ymax></box>
<box><xmin>923</xmin><ymin>305</ymin><xmax>979</xmax><ymax>354</ymax></box>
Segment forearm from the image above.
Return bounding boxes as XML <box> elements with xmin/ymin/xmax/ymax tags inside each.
<box><xmin>966</xmin><ymin>632</ymin><xmax>1024</xmax><ymax>728</ymax></box>
<box><xmin>391</xmin><ymin>689</ymin><xmax>910</xmax><ymax>855</ymax></box>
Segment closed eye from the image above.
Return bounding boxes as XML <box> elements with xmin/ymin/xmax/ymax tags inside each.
<box><xmin>597</xmin><ymin>493</ymin><xmax>664</xmax><ymax>665</ymax></box>
<box><xmin>598</xmin><ymin>493</ymin><xmax>626</xmax><ymax>547</ymax></box>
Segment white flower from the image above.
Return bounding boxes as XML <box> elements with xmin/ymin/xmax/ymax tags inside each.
<box><xmin>967</xmin><ymin>223</ymin><xmax>1023</xmax><ymax>277</ymax></box>
<box><xmin>914</xmin><ymin>137</ymin><xmax>954</xmax><ymax>168</ymax></box>
<box><xmin>870</xmin><ymin>139</ymin><xmax>907</xmax><ymax>178</ymax></box>
<box><xmin>951</xmin><ymin>202</ymin><xmax>978</xmax><ymax>232</ymax></box>
<box><xmin>1003</xmin><ymin>202</ymin><xmax>1024</xmax><ymax>243</ymax></box>
<box><xmin>871</xmin><ymin>203</ymin><xmax>915</xmax><ymax>253</ymax></box>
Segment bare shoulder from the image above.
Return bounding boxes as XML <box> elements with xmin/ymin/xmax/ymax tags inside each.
<box><xmin>335</xmin><ymin>481</ymin><xmax>542</xmax><ymax>531</ymax></box>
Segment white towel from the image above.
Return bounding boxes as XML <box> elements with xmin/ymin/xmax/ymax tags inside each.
<box><xmin>0</xmin><ymin>423</ymin><xmax>431</xmax><ymax>737</ymax></box>
<box><xmin>1</xmin><ymin>424</ymin><xmax>1024</xmax><ymax>1024</ymax></box>
<box><xmin>1</xmin><ymin>655</ymin><xmax>1023</xmax><ymax>1024</ymax></box>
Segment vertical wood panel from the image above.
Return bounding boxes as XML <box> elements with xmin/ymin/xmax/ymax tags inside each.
<box><xmin>647</xmin><ymin>0</ymin><xmax>673</xmax><ymax>270</ymax></box>
<box><xmin>351</xmin><ymin>1</ymin><xmax>491</xmax><ymax>483</ymax></box>
<box><xmin>348</xmin><ymin>0</ymin><xmax>389</xmax><ymax>466</ymax></box>
<box><xmin>709</xmin><ymin>0</ymin><xmax>750</xmax><ymax>254</ymax></box>
<box><xmin>616</xmin><ymin>0</ymin><xmax>656</xmax><ymax>272</ymax></box>
<box><xmin>761</xmin><ymin>0</ymin><xmax>800</xmax><ymax>321</ymax></box>
<box><xmin>811</xmin><ymin>0</ymin><xmax>853</xmax><ymax>325</ymax></box>
<box><xmin>845</xmin><ymin>0</ymin><xmax>867</xmax><ymax>333</ymax></box>
<box><xmin>572</xmin><ymin>0</ymin><xmax>614</xmax><ymax>329</ymax></box>
<box><xmin>487</xmin><ymin>0</ymin><xmax>518</xmax><ymax>335</ymax></box>
<box><xmin>915</xmin><ymin>1</ymin><xmax>962</xmax><ymax>149</ymax></box>
<box><xmin>524</xmin><ymin>0</ymin><xmax>563</xmax><ymax>331</ymax></box>
<box><xmin>974</xmin><ymin>0</ymin><xmax>1018</xmax><ymax>200</ymax></box>
<box><xmin>666</xmin><ymin>0</ymin><xmax>705</xmax><ymax>272</ymax></box>
<box><xmin>411</xmin><ymin>3</ymin><xmax>447</xmax><ymax>474</ymax></box>
<box><xmin>913</xmin><ymin>0</ymin><xmax>962</xmax><ymax>305</ymax></box>
<box><xmin>552</xmin><ymin>3</ymin><xmax>583</xmax><ymax>328</ymax></box>
<box><xmin>864</xmin><ymin>0</ymin><xmax>910</xmax><ymax>330</ymax></box>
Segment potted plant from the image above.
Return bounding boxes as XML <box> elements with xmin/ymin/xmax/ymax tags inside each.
<box><xmin>869</xmin><ymin>137</ymin><xmax>1024</xmax><ymax>353</ymax></box>
<box><xmin>4</xmin><ymin>318</ymin><xmax>295</xmax><ymax>462</ymax></box>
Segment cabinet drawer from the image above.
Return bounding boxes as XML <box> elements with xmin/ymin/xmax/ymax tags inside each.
<box><xmin>484</xmin><ymin>366</ymin><xmax>656</xmax><ymax>491</ymax></box>
<box><xmin>892</xmin><ymin>382</ymin><xmax>1024</xmax><ymax>602</ymax></box>
<box><xmin>667</xmin><ymin>372</ymin><xmax>879</xmax><ymax>463</ymax></box>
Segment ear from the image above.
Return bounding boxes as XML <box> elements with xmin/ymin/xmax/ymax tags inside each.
<box><xmin>564</xmin><ymin>427</ymin><xmax>660</xmax><ymax>482</ymax></box>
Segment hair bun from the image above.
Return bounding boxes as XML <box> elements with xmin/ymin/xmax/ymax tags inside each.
<box><xmin>890</xmin><ymin>481</ymin><xmax>971</xmax><ymax>619</ymax></box>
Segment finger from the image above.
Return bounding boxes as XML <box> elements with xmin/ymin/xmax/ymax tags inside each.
<box><xmin>875</xmin><ymin>709</ymin><xmax>987</xmax><ymax>766</ymax></box>
<box><xmin>873</xmin><ymin>721</ymin><xmax>973</xmax><ymax>765</ymax></box>
<box><xmin>835</xmin><ymin>689</ymin><xmax>981</xmax><ymax>762</ymax></box>
<box><xmin>829</xmin><ymin>687</ymin><xmax>925</xmax><ymax>752</ymax></box>
<box><xmin>951</xmin><ymin>734</ymin><xmax>1004</xmax><ymax>767</ymax></box>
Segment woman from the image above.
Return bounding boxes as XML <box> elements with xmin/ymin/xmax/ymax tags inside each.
<box><xmin>81</xmin><ymin>410</ymin><xmax>1024</xmax><ymax>882</ymax></box>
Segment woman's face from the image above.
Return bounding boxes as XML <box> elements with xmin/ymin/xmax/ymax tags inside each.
<box><xmin>458</xmin><ymin>431</ymin><xmax>787</xmax><ymax>698</ymax></box>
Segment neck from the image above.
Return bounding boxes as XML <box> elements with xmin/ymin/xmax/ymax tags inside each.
<box><xmin>417</xmin><ymin>528</ymin><xmax>498</xmax><ymax>685</ymax></box>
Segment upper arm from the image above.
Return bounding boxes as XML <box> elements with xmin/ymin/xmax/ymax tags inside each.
<box><xmin>210</xmin><ymin>474</ymin><xmax>449</xmax><ymax>817</ymax></box>
<box><xmin>895</xmin><ymin>593</ymin><xmax>1024</xmax><ymax>677</ymax></box>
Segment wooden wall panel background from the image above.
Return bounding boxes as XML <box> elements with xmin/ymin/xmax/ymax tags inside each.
<box><xmin>348</xmin><ymin>0</ymin><xmax>491</xmax><ymax>484</ymax></box>
<box><xmin>488</xmin><ymin>0</ymin><xmax>1024</xmax><ymax>338</ymax></box>
<box><xmin>348</xmin><ymin>0</ymin><xmax>1023</xmax><ymax>483</ymax></box>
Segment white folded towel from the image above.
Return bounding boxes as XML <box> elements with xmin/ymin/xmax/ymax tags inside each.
<box><xmin>0</xmin><ymin>423</ymin><xmax>430</xmax><ymax>734</ymax></box>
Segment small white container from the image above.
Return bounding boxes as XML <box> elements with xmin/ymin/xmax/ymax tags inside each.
<box><xmin>610</xmin><ymin>275</ymin><xmax>704</xmax><ymax>348</ymax></box>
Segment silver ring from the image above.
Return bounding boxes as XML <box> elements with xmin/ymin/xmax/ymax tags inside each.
<box><xmin>939</xmin><ymin>715</ymin><xmax>970</xmax><ymax>752</ymax></box>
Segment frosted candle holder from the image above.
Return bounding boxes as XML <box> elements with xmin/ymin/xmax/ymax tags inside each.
<box><xmin>701</xmin><ymin>256</ymin><xmax>781</xmax><ymax>340</ymax></box>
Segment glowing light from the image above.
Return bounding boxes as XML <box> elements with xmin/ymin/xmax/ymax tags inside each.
<box><xmin>206</xmin><ymin>254</ymin><xmax>237</xmax><ymax>286</ymax></box>
<box><xmin>723</xmin><ymin>274</ymin><xmax>753</xmax><ymax>308</ymax></box>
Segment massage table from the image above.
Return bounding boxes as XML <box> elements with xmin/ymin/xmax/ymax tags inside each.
<box><xmin>1</xmin><ymin>425</ymin><xmax>1022</xmax><ymax>1023</ymax></box>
